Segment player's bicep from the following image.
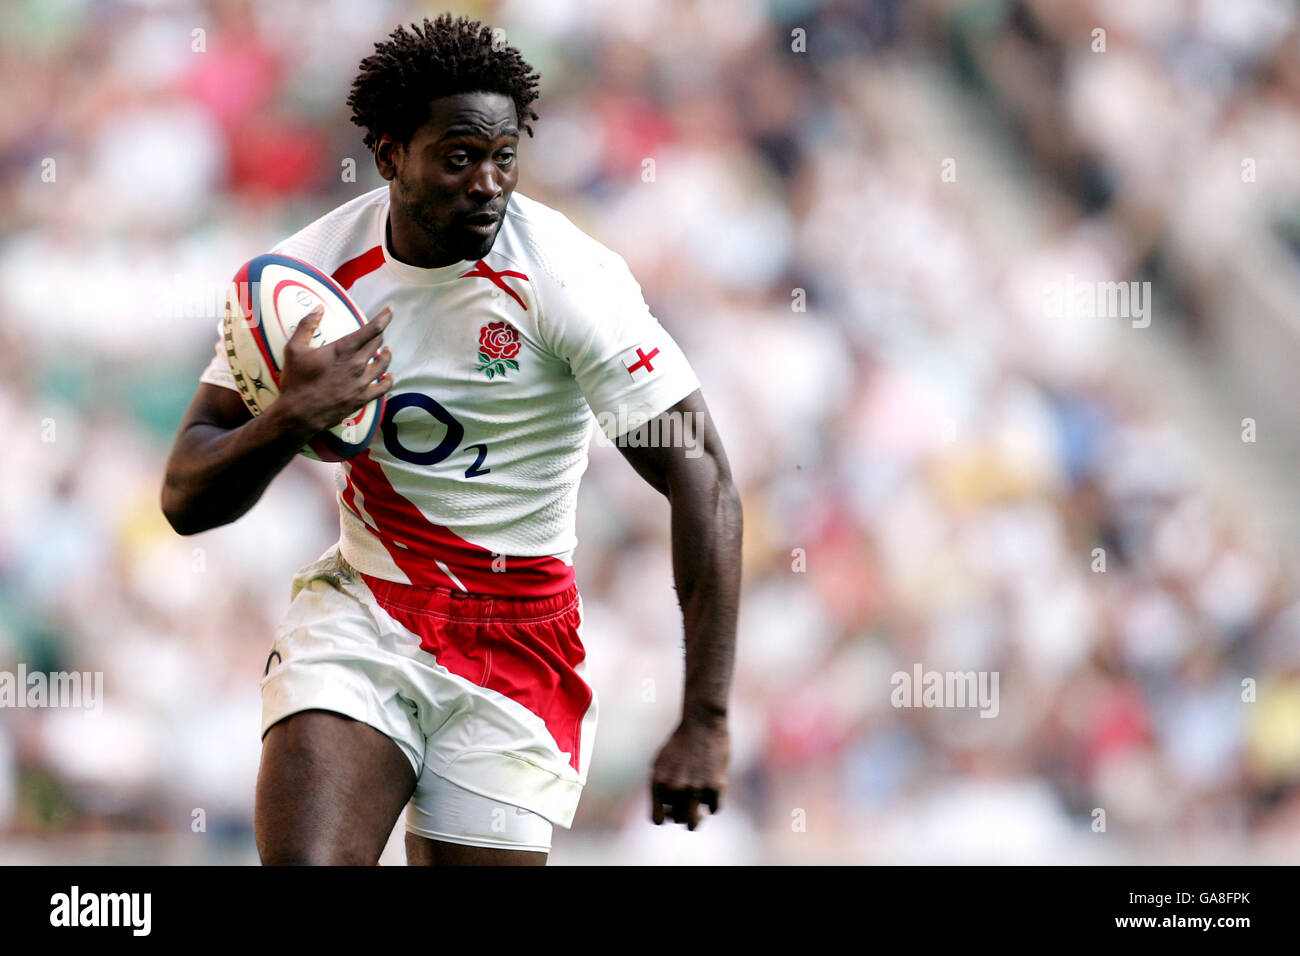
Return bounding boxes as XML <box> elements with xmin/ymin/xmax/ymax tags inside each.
<box><xmin>179</xmin><ymin>382</ymin><xmax>252</xmax><ymax>436</ymax></box>
<box><xmin>163</xmin><ymin>384</ymin><xmax>251</xmax><ymax>510</ymax></box>
<box><xmin>615</xmin><ymin>388</ymin><xmax>734</xmax><ymax>498</ymax></box>
<box><xmin>183</xmin><ymin>321</ymin><xmax>253</xmax><ymax>434</ymax></box>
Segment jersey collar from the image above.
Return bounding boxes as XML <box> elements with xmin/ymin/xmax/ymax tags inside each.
<box><xmin>378</xmin><ymin>197</ymin><xmax>476</xmax><ymax>286</ymax></box>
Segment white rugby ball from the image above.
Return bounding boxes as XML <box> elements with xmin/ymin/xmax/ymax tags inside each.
<box><xmin>222</xmin><ymin>253</ymin><xmax>385</xmax><ymax>462</ymax></box>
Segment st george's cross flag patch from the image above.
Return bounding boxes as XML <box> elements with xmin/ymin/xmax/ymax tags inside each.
<box><xmin>621</xmin><ymin>344</ymin><xmax>661</xmax><ymax>382</ymax></box>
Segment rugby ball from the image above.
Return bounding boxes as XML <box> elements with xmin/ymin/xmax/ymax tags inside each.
<box><xmin>222</xmin><ymin>253</ymin><xmax>385</xmax><ymax>461</ymax></box>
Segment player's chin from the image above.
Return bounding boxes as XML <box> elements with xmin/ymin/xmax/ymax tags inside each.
<box><xmin>456</xmin><ymin>223</ymin><xmax>500</xmax><ymax>259</ymax></box>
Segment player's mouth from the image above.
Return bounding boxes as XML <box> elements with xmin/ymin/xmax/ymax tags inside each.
<box><xmin>462</xmin><ymin>210</ymin><xmax>501</xmax><ymax>237</ymax></box>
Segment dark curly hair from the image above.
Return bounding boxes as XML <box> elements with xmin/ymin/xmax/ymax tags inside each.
<box><xmin>347</xmin><ymin>14</ymin><xmax>541</xmax><ymax>153</ymax></box>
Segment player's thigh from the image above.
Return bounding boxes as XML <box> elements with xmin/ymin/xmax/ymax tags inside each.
<box><xmin>405</xmin><ymin>833</ymin><xmax>547</xmax><ymax>866</ymax></box>
<box><xmin>403</xmin><ymin>768</ymin><xmax>552</xmax><ymax>866</ymax></box>
<box><xmin>256</xmin><ymin>709</ymin><xmax>417</xmax><ymax>865</ymax></box>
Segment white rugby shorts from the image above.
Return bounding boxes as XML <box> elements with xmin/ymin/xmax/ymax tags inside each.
<box><xmin>260</xmin><ymin>544</ymin><xmax>596</xmax><ymax>850</ymax></box>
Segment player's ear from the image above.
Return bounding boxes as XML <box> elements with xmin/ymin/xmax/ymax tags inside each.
<box><xmin>374</xmin><ymin>133</ymin><xmax>400</xmax><ymax>181</ymax></box>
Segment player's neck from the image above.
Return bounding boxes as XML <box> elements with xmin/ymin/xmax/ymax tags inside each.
<box><xmin>386</xmin><ymin>211</ymin><xmax>461</xmax><ymax>269</ymax></box>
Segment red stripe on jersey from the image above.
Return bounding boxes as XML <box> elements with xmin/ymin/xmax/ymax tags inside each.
<box><xmin>360</xmin><ymin>576</ymin><xmax>591</xmax><ymax>772</ymax></box>
<box><xmin>332</xmin><ymin>245</ymin><xmax>384</xmax><ymax>291</ymax></box>
<box><xmin>342</xmin><ymin>451</ymin><xmax>575</xmax><ymax>597</ymax></box>
<box><xmin>339</xmin><ymin>479</ymin><xmax>369</xmax><ymax>525</ymax></box>
<box><xmin>460</xmin><ymin>260</ymin><xmax>529</xmax><ymax>311</ymax></box>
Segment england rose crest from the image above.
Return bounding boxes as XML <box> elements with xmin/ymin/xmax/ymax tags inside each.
<box><xmin>476</xmin><ymin>321</ymin><xmax>521</xmax><ymax>379</ymax></box>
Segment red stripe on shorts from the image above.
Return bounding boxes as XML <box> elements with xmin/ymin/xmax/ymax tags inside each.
<box><xmin>362</xmin><ymin>575</ymin><xmax>591</xmax><ymax>771</ymax></box>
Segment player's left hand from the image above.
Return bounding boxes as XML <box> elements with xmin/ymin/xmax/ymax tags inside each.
<box><xmin>650</xmin><ymin>715</ymin><xmax>728</xmax><ymax>830</ymax></box>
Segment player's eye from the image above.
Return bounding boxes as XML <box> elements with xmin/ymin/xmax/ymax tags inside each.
<box><xmin>496</xmin><ymin>151</ymin><xmax>515</xmax><ymax>166</ymax></box>
<box><xmin>447</xmin><ymin>153</ymin><xmax>472</xmax><ymax>168</ymax></box>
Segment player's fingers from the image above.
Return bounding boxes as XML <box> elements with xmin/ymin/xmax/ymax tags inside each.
<box><xmin>363</xmin><ymin>373</ymin><xmax>393</xmax><ymax>401</ymax></box>
<box><xmin>681</xmin><ymin>792</ymin><xmax>702</xmax><ymax>831</ymax></box>
<box><xmin>338</xmin><ymin>308</ymin><xmax>391</xmax><ymax>355</ymax></box>
<box><xmin>363</xmin><ymin>346</ymin><xmax>392</xmax><ymax>378</ymax></box>
<box><xmin>701</xmin><ymin>786</ymin><xmax>721</xmax><ymax>815</ymax></box>
<box><xmin>667</xmin><ymin>785</ymin><xmax>691</xmax><ymax>827</ymax></box>
<box><xmin>651</xmin><ymin>781</ymin><xmax>669</xmax><ymax>825</ymax></box>
<box><xmin>289</xmin><ymin>305</ymin><xmax>325</xmax><ymax>344</ymax></box>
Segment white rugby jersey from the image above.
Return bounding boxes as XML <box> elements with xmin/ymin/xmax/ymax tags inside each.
<box><xmin>200</xmin><ymin>186</ymin><xmax>699</xmax><ymax>595</ymax></box>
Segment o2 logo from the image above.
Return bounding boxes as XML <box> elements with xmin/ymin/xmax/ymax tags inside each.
<box><xmin>380</xmin><ymin>392</ymin><xmax>490</xmax><ymax>477</ymax></box>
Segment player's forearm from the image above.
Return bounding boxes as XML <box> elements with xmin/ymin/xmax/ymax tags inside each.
<box><xmin>668</xmin><ymin>463</ymin><xmax>743</xmax><ymax>723</ymax></box>
<box><xmin>161</xmin><ymin>402</ymin><xmax>319</xmax><ymax>535</ymax></box>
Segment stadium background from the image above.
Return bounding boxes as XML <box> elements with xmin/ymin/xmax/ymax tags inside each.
<box><xmin>2</xmin><ymin>0</ymin><xmax>1300</xmax><ymax>864</ymax></box>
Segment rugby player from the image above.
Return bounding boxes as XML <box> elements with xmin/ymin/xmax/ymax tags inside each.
<box><xmin>160</xmin><ymin>14</ymin><xmax>742</xmax><ymax>866</ymax></box>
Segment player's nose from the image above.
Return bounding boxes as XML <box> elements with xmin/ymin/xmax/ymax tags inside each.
<box><xmin>466</xmin><ymin>160</ymin><xmax>503</xmax><ymax>201</ymax></box>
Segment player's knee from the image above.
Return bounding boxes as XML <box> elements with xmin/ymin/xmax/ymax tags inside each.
<box><xmin>259</xmin><ymin>839</ymin><xmax>375</xmax><ymax>866</ymax></box>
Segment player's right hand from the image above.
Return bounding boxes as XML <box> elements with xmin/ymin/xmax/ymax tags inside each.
<box><xmin>276</xmin><ymin>304</ymin><xmax>394</xmax><ymax>434</ymax></box>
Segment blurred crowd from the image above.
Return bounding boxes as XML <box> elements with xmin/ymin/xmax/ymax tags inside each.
<box><xmin>2</xmin><ymin>0</ymin><xmax>1300</xmax><ymax>863</ymax></box>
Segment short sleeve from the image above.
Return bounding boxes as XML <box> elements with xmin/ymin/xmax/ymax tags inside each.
<box><xmin>197</xmin><ymin>316</ymin><xmax>239</xmax><ymax>391</ymax></box>
<box><xmin>543</xmin><ymin>253</ymin><xmax>700</xmax><ymax>439</ymax></box>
